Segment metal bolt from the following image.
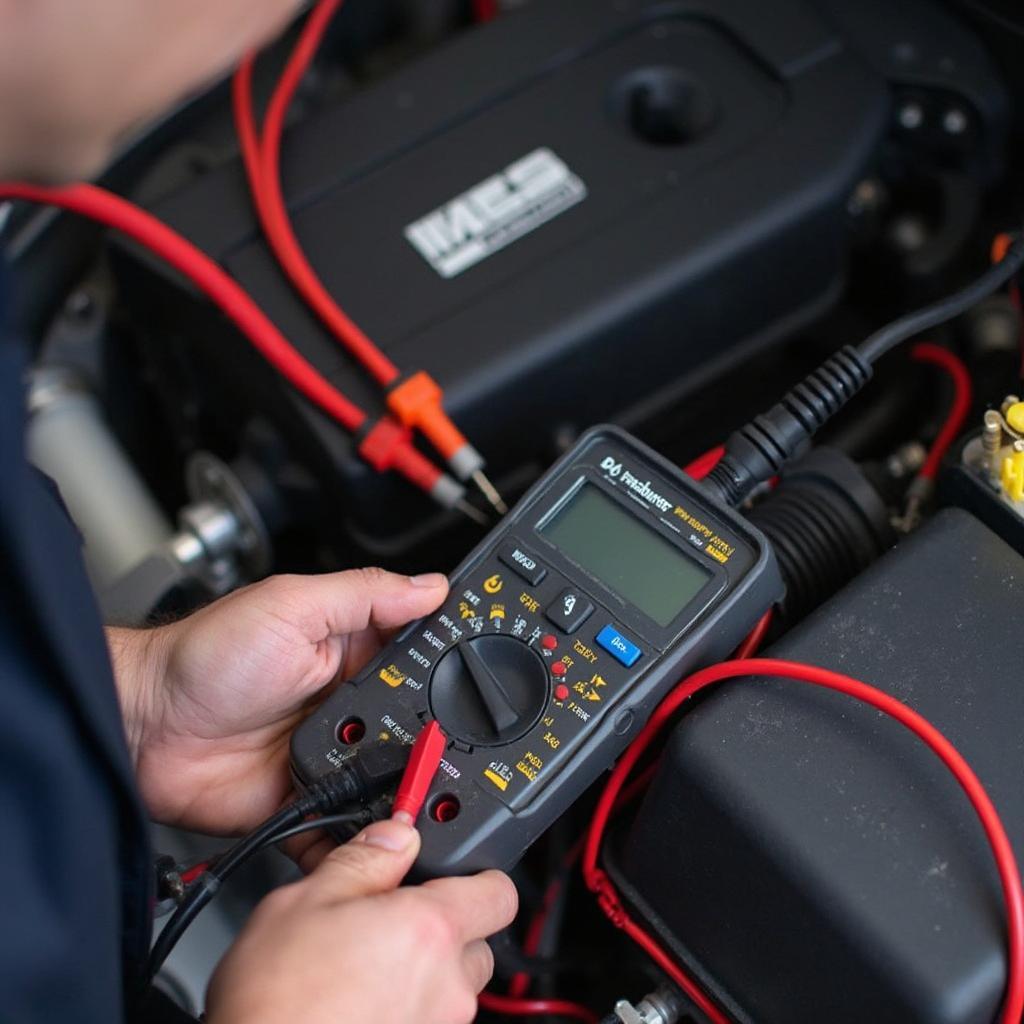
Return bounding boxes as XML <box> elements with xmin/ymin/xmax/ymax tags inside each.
<box><xmin>612</xmin><ymin>986</ymin><xmax>684</xmax><ymax>1024</ymax></box>
<box><xmin>965</xmin><ymin>298</ymin><xmax>1021</xmax><ymax>355</ymax></box>
<box><xmin>848</xmin><ymin>178</ymin><xmax>884</xmax><ymax>218</ymax></box>
<box><xmin>886</xmin><ymin>441</ymin><xmax>927</xmax><ymax>480</ymax></box>
<box><xmin>984</xmin><ymin>410</ymin><xmax>1004</xmax><ymax>447</ymax></box>
<box><xmin>942</xmin><ymin>108</ymin><xmax>968</xmax><ymax>136</ymax></box>
<box><xmin>898</xmin><ymin>102</ymin><xmax>924</xmax><ymax>130</ymax></box>
<box><xmin>889</xmin><ymin>214</ymin><xmax>928</xmax><ymax>253</ymax></box>
<box><xmin>983</xmin><ymin>410</ymin><xmax>1004</xmax><ymax>486</ymax></box>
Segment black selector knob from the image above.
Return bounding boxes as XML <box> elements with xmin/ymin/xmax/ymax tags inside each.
<box><xmin>430</xmin><ymin>635</ymin><xmax>550</xmax><ymax>747</ymax></box>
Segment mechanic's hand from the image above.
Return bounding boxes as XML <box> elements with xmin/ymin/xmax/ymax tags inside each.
<box><xmin>109</xmin><ymin>568</ymin><xmax>448</xmax><ymax>834</ymax></box>
<box><xmin>206</xmin><ymin>818</ymin><xmax>516</xmax><ymax>1024</ymax></box>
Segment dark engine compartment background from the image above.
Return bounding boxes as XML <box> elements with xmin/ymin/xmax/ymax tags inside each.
<box><xmin>104</xmin><ymin>0</ymin><xmax>1009</xmax><ymax>566</ymax></box>
<box><xmin>6</xmin><ymin>0</ymin><xmax>1024</xmax><ymax>1020</ymax></box>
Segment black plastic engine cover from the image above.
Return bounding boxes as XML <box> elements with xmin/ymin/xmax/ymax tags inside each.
<box><xmin>614</xmin><ymin>509</ymin><xmax>1024</xmax><ymax>1024</ymax></box>
<box><xmin>118</xmin><ymin>0</ymin><xmax>893</xmax><ymax>545</ymax></box>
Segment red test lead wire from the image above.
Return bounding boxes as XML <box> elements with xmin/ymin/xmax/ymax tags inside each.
<box><xmin>582</xmin><ymin>658</ymin><xmax>1024</xmax><ymax>1024</ymax></box>
<box><xmin>234</xmin><ymin>0</ymin><xmax>506</xmax><ymax>513</ymax></box>
<box><xmin>0</xmin><ymin>182</ymin><xmax>481</xmax><ymax>517</ymax></box>
<box><xmin>394</xmin><ymin>721</ymin><xmax>598</xmax><ymax>1024</ymax></box>
<box><xmin>392</xmin><ymin>720</ymin><xmax>448</xmax><ymax>823</ymax></box>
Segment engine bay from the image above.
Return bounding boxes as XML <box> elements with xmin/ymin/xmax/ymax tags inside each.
<box><xmin>6</xmin><ymin>1</ymin><xmax>1024</xmax><ymax>1021</ymax></box>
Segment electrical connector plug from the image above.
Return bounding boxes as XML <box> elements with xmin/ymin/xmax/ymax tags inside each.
<box><xmin>302</xmin><ymin>738</ymin><xmax>412</xmax><ymax>814</ymax></box>
<box><xmin>1007</xmin><ymin>402</ymin><xmax>1024</xmax><ymax>437</ymax></box>
<box><xmin>391</xmin><ymin>720</ymin><xmax>447</xmax><ymax>823</ymax></box>
<box><xmin>387</xmin><ymin>371</ymin><xmax>507</xmax><ymax>515</ymax></box>
<box><xmin>148</xmin><ymin>726</ymin><xmax>437</xmax><ymax>981</ymax></box>
<box><xmin>703</xmin><ymin>231</ymin><xmax>1024</xmax><ymax>510</ymax></box>
<box><xmin>154</xmin><ymin>855</ymin><xmax>186</xmax><ymax>907</ymax></box>
<box><xmin>1001</xmin><ymin>444</ymin><xmax>1024</xmax><ymax>503</ymax></box>
<box><xmin>704</xmin><ymin>346</ymin><xmax>872</xmax><ymax>507</ymax></box>
<box><xmin>356</xmin><ymin>416</ymin><xmax>486</xmax><ymax>523</ymax></box>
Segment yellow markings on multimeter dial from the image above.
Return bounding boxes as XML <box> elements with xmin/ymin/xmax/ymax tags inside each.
<box><xmin>484</xmin><ymin>761</ymin><xmax>513</xmax><ymax>791</ymax></box>
<box><xmin>516</xmin><ymin>751</ymin><xmax>543</xmax><ymax>782</ymax></box>
<box><xmin>572</xmin><ymin>673</ymin><xmax>607</xmax><ymax>702</ymax></box>
<box><xmin>379</xmin><ymin>664</ymin><xmax>406</xmax><ymax>688</ymax></box>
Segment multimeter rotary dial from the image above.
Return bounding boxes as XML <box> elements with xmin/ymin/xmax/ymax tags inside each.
<box><xmin>429</xmin><ymin>635</ymin><xmax>550</xmax><ymax>747</ymax></box>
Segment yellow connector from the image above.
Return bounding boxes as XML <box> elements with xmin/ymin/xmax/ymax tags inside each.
<box><xmin>1007</xmin><ymin>401</ymin><xmax>1024</xmax><ymax>436</ymax></box>
<box><xmin>1001</xmin><ymin>449</ymin><xmax>1024</xmax><ymax>502</ymax></box>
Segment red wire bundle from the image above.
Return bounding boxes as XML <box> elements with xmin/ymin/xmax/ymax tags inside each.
<box><xmin>234</xmin><ymin>0</ymin><xmax>495</xmax><ymax>490</ymax></box>
<box><xmin>233</xmin><ymin>0</ymin><xmax>399</xmax><ymax>388</ymax></box>
<box><xmin>0</xmin><ymin>184</ymin><xmax>366</xmax><ymax>431</ymax></box>
<box><xmin>0</xmin><ymin>182</ymin><xmax>444</xmax><ymax>497</ymax></box>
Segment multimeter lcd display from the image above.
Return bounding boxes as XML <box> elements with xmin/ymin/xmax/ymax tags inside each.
<box><xmin>540</xmin><ymin>484</ymin><xmax>711</xmax><ymax>627</ymax></box>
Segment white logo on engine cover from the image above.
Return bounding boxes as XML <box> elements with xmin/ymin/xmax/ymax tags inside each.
<box><xmin>404</xmin><ymin>148</ymin><xmax>587</xmax><ymax>278</ymax></box>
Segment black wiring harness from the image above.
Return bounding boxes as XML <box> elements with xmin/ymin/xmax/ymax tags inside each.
<box><xmin>703</xmin><ymin>232</ymin><xmax>1024</xmax><ymax>508</ymax></box>
<box><xmin>146</xmin><ymin>744</ymin><xmax>408</xmax><ymax>982</ymax></box>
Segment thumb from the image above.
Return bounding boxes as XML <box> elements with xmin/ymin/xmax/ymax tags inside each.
<box><xmin>274</xmin><ymin>568</ymin><xmax>449</xmax><ymax>639</ymax></box>
<box><xmin>310</xmin><ymin>819</ymin><xmax>421</xmax><ymax>900</ymax></box>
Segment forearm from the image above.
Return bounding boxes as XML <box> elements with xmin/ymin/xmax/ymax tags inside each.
<box><xmin>105</xmin><ymin>625</ymin><xmax>171</xmax><ymax>767</ymax></box>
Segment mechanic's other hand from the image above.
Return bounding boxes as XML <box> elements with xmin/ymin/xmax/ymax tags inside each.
<box><xmin>206</xmin><ymin>819</ymin><xmax>516</xmax><ymax>1024</ymax></box>
<box><xmin>110</xmin><ymin>569</ymin><xmax>448</xmax><ymax>834</ymax></box>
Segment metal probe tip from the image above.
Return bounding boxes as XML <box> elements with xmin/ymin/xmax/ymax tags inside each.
<box><xmin>471</xmin><ymin>469</ymin><xmax>508</xmax><ymax>516</ymax></box>
<box><xmin>455</xmin><ymin>498</ymin><xmax>490</xmax><ymax>527</ymax></box>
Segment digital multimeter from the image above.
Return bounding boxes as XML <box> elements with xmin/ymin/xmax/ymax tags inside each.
<box><xmin>291</xmin><ymin>426</ymin><xmax>782</xmax><ymax>876</ymax></box>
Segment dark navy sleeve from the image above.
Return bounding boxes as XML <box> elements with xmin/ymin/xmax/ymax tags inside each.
<box><xmin>0</xmin><ymin>576</ymin><xmax>128</xmax><ymax>1022</ymax></box>
<box><xmin>0</xmin><ymin>317</ymin><xmax>164</xmax><ymax>1021</ymax></box>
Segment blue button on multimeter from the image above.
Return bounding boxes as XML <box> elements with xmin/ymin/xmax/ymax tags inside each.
<box><xmin>596</xmin><ymin>624</ymin><xmax>642</xmax><ymax>667</ymax></box>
